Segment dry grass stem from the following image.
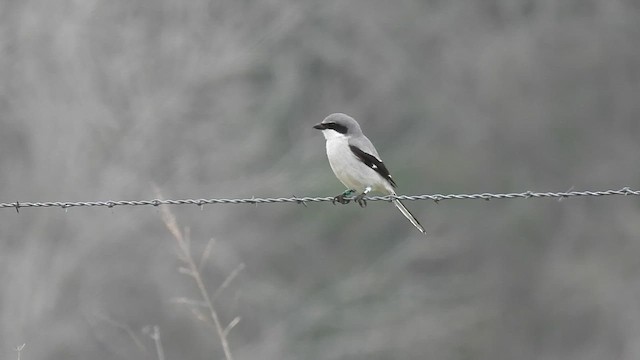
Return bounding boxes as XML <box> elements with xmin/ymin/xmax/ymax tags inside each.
<box><xmin>92</xmin><ymin>312</ymin><xmax>147</xmax><ymax>353</ymax></box>
<box><xmin>198</xmin><ymin>238</ymin><xmax>217</xmax><ymax>271</ymax></box>
<box><xmin>213</xmin><ymin>263</ymin><xmax>245</xmax><ymax>300</ymax></box>
<box><xmin>14</xmin><ymin>344</ymin><xmax>25</xmax><ymax>360</ymax></box>
<box><xmin>144</xmin><ymin>326</ymin><xmax>165</xmax><ymax>360</ymax></box>
<box><xmin>156</xmin><ymin>188</ymin><xmax>236</xmax><ymax>360</ymax></box>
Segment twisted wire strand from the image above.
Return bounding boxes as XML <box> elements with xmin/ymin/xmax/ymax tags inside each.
<box><xmin>1</xmin><ymin>187</ymin><xmax>637</xmax><ymax>212</ymax></box>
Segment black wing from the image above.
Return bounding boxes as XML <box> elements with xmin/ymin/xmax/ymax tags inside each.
<box><xmin>349</xmin><ymin>145</ymin><xmax>397</xmax><ymax>188</ymax></box>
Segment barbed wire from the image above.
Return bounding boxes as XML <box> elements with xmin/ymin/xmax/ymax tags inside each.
<box><xmin>0</xmin><ymin>187</ymin><xmax>637</xmax><ymax>213</ymax></box>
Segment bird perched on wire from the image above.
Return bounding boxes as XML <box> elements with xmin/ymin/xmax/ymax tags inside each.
<box><xmin>313</xmin><ymin>113</ymin><xmax>426</xmax><ymax>235</ymax></box>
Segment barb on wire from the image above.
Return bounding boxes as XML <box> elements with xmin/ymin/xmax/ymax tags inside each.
<box><xmin>0</xmin><ymin>187</ymin><xmax>637</xmax><ymax>211</ymax></box>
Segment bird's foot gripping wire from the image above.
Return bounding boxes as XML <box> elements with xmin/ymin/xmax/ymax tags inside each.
<box><xmin>332</xmin><ymin>189</ymin><xmax>355</xmax><ymax>205</ymax></box>
<box><xmin>354</xmin><ymin>186</ymin><xmax>372</xmax><ymax>208</ymax></box>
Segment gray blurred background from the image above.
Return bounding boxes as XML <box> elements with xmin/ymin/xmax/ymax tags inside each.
<box><xmin>2</xmin><ymin>0</ymin><xmax>640</xmax><ymax>359</ymax></box>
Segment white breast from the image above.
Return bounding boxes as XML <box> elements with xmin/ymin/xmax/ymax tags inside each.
<box><xmin>324</xmin><ymin>136</ymin><xmax>392</xmax><ymax>194</ymax></box>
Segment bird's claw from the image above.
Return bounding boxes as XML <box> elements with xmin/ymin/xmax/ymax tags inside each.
<box><xmin>332</xmin><ymin>189</ymin><xmax>355</xmax><ymax>205</ymax></box>
<box><xmin>332</xmin><ymin>194</ymin><xmax>351</xmax><ymax>205</ymax></box>
<box><xmin>354</xmin><ymin>193</ymin><xmax>367</xmax><ymax>207</ymax></box>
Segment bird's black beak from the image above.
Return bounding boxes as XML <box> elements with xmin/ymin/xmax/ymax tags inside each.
<box><xmin>313</xmin><ymin>123</ymin><xmax>326</xmax><ymax>130</ymax></box>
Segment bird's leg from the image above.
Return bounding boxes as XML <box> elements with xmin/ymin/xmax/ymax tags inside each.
<box><xmin>354</xmin><ymin>186</ymin><xmax>372</xmax><ymax>207</ymax></box>
<box><xmin>333</xmin><ymin>189</ymin><xmax>355</xmax><ymax>205</ymax></box>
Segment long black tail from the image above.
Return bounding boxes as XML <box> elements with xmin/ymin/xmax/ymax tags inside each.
<box><xmin>392</xmin><ymin>198</ymin><xmax>426</xmax><ymax>235</ymax></box>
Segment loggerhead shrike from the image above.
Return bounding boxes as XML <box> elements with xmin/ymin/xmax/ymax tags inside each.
<box><xmin>313</xmin><ymin>113</ymin><xmax>426</xmax><ymax>235</ymax></box>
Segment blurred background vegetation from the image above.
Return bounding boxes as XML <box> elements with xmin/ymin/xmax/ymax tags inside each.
<box><xmin>2</xmin><ymin>0</ymin><xmax>640</xmax><ymax>359</ymax></box>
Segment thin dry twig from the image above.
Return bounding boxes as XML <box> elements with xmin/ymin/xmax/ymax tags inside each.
<box><xmin>199</xmin><ymin>238</ymin><xmax>217</xmax><ymax>272</ymax></box>
<box><xmin>156</xmin><ymin>188</ymin><xmax>236</xmax><ymax>360</ymax></box>
<box><xmin>15</xmin><ymin>344</ymin><xmax>25</xmax><ymax>360</ymax></box>
<box><xmin>223</xmin><ymin>317</ymin><xmax>241</xmax><ymax>337</ymax></box>
<box><xmin>91</xmin><ymin>312</ymin><xmax>147</xmax><ymax>353</ymax></box>
<box><xmin>145</xmin><ymin>326</ymin><xmax>165</xmax><ymax>360</ymax></box>
<box><xmin>214</xmin><ymin>263</ymin><xmax>245</xmax><ymax>300</ymax></box>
